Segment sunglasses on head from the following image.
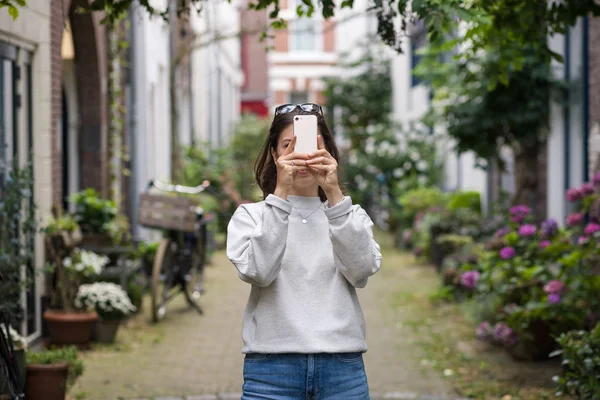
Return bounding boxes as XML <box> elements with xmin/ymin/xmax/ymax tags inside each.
<box><xmin>274</xmin><ymin>103</ymin><xmax>323</xmax><ymax>116</ymax></box>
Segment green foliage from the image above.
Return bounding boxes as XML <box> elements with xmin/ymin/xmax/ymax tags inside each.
<box><xmin>26</xmin><ymin>346</ymin><xmax>84</xmax><ymax>390</ymax></box>
<box><xmin>230</xmin><ymin>114</ymin><xmax>269</xmax><ymax>201</ymax></box>
<box><xmin>0</xmin><ymin>160</ymin><xmax>37</xmax><ymax>323</ymax></box>
<box><xmin>448</xmin><ymin>191</ymin><xmax>481</xmax><ymax>214</ymax></box>
<box><xmin>398</xmin><ymin>187</ymin><xmax>446</xmax><ymax>224</ymax></box>
<box><xmin>44</xmin><ymin>215</ymin><xmax>79</xmax><ymax>235</ymax></box>
<box><xmin>553</xmin><ymin>324</ymin><xmax>600</xmax><ymax>399</ymax></box>
<box><xmin>70</xmin><ymin>189</ymin><xmax>117</xmax><ymax>234</ymax></box>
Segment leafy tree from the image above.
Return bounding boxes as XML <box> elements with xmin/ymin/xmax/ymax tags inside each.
<box><xmin>415</xmin><ymin>2</ymin><xmax>568</xmax><ymax>216</ymax></box>
<box><xmin>4</xmin><ymin>0</ymin><xmax>599</xmax><ymax>86</ymax></box>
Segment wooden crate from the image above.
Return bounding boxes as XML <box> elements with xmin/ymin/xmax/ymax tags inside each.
<box><xmin>137</xmin><ymin>193</ymin><xmax>197</xmax><ymax>233</ymax></box>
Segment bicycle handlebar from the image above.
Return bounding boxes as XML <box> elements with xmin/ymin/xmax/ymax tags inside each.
<box><xmin>148</xmin><ymin>180</ymin><xmax>212</xmax><ymax>195</ymax></box>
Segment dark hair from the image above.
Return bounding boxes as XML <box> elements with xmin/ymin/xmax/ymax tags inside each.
<box><xmin>254</xmin><ymin>109</ymin><xmax>341</xmax><ymax>202</ymax></box>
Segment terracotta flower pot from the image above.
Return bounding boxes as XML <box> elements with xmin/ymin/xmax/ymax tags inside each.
<box><xmin>24</xmin><ymin>363</ymin><xmax>68</xmax><ymax>400</ymax></box>
<box><xmin>94</xmin><ymin>319</ymin><xmax>122</xmax><ymax>343</ymax></box>
<box><xmin>505</xmin><ymin>320</ymin><xmax>557</xmax><ymax>361</ymax></box>
<box><xmin>43</xmin><ymin>309</ymin><xmax>98</xmax><ymax>347</ymax></box>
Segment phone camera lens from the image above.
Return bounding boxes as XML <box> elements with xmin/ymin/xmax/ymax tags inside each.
<box><xmin>295</xmin><ymin>117</ymin><xmax>299</xmax><ymax>121</ymax></box>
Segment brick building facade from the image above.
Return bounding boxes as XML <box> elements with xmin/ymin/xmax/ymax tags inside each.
<box><xmin>50</xmin><ymin>0</ymin><xmax>108</xmax><ymax>207</ymax></box>
<box><xmin>589</xmin><ymin>16</ymin><xmax>600</xmax><ymax>176</ymax></box>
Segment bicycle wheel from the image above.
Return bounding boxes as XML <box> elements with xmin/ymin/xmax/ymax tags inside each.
<box><xmin>185</xmin><ymin>226</ymin><xmax>207</xmax><ymax>305</ymax></box>
<box><xmin>151</xmin><ymin>238</ymin><xmax>176</xmax><ymax>322</ymax></box>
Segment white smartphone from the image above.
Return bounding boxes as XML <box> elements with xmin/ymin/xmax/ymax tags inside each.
<box><xmin>293</xmin><ymin>115</ymin><xmax>318</xmax><ymax>154</ymax></box>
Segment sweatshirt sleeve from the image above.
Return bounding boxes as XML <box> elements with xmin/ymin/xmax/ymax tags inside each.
<box><xmin>226</xmin><ymin>194</ymin><xmax>291</xmax><ymax>287</ymax></box>
<box><xmin>324</xmin><ymin>196</ymin><xmax>382</xmax><ymax>288</ymax></box>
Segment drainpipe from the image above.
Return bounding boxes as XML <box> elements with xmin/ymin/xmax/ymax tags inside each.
<box><xmin>583</xmin><ymin>16</ymin><xmax>589</xmax><ymax>182</ymax></box>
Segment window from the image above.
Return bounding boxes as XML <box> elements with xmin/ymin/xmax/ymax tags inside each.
<box><xmin>410</xmin><ymin>22</ymin><xmax>427</xmax><ymax>87</ymax></box>
<box><xmin>290</xmin><ymin>91</ymin><xmax>308</xmax><ymax>104</ymax></box>
<box><xmin>290</xmin><ymin>18</ymin><xmax>318</xmax><ymax>52</ymax></box>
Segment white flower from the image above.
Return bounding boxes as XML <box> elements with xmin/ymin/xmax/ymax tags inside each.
<box><xmin>393</xmin><ymin>168</ymin><xmax>403</xmax><ymax>178</ymax></box>
<box><xmin>418</xmin><ymin>175</ymin><xmax>428</xmax><ymax>185</ymax></box>
<box><xmin>75</xmin><ymin>282</ymin><xmax>136</xmax><ymax>318</ymax></box>
<box><xmin>348</xmin><ymin>152</ymin><xmax>358</xmax><ymax>165</ymax></box>
<box><xmin>443</xmin><ymin>369</ymin><xmax>454</xmax><ymax>377</ymax></box>
<box><xmin>366</xmin><ymin>165</ymin><xmax>379</xmax><ymax>175</ymax></box>
<box><xmin>416</xmin><ymin>160</ymin><xmax>428</xmax><ymax>172</ymax></box>
<box><xmin>403</xmin><ymin>161</ymin><xmax>412</xmax><ymax>170</ymax></box>
<box><xmin>366</xmin><ymin>125</ymin><xmax>375</xmax><ymax>134</ymax></box>
<box><xmin>377</xmin><ymin>147</ymin><xmax>386</xmax><ymax>157</ymax></box>
<box><xmin>365</xmin><ymin>143</ymin><xmax>375</xmax><ymax>155</ymax></box>
<box><xmin>410</xmin><ymin>152</ymin><xmax>420</xmax><ymax>161</ymax></box>
<box><xmin>1</xmin><ymin>325</ymin><xmax>27</xmax><ymax>350</ymax></box>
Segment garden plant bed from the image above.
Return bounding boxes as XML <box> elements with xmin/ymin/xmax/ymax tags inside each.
<box><xmin>389</xmin><ymin>253</ymin><xmax>566</xmax><ymax>400</ymax></box>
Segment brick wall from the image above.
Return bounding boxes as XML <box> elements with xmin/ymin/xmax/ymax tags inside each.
<box><xmin>589</xmin><ymin>16</ymin><xmax>600</xmax><ymax>177</ymax></box>
<box><xmin>240</xmin><ymin>8</ymin><xmax>269</xmax><ymax>100</ymax></box>
<box><xmin>51</xmin><ymin>0</ymin><xmax>107</xmax><ymax>207</ymax></box>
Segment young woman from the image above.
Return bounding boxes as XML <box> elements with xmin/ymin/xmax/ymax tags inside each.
<box><xmin>226</xmin><ymin>103</ymin><xmax>382</xmax><ymax>399</ymax></box>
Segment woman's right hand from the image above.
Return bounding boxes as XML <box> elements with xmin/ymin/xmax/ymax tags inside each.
<box><xmin>274</xmin><ymin>136</ymin><xmax>308</xmax><ymax>199</ymax></box>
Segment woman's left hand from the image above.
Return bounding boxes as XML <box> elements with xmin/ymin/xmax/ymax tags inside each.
<box><xmin>307</xmin><ymin>135</ymin><xmax>344</xmax><ymax>205</ymax></box>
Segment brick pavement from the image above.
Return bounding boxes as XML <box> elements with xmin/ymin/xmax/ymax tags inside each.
<box><xmin>76</xmin><ymin>240</ymin><xmax>458</xmax><ymax>400</ymax></box>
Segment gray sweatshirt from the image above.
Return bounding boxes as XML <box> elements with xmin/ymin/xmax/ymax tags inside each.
<box><xmin>226</xmin><ymin>193</ymin><xmax>382</xmax><ymax>354</ymax></box>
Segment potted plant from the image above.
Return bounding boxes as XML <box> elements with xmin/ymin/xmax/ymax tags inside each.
<box><xmin>44</xmin><ymin>226</ymin><xmax>109</xmax><ymax>346</ymax></box>
<box><xmin>24</xmin><ymin>346</ymin><xmax>84</xmax><ymax>400</ymax></box>
<box><xmin>70</xmin><ymin>188</ymin><xmax>130</xmax><ymax>247</ymax></box>
<box><xmin>0</xmin><ymin>323</ymin><xmax>27</xmax><ymax>397</ymax></box>
<box><xmin>75</xmin><ymin>282</ymin><xmax>136</xmax><ymax>343</ymax></box>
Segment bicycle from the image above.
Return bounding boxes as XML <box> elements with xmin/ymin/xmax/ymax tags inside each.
<box><xmin>0</xmin><ymin>317</ymin><xmax>25</xmax><ymax>399</ymax></box>
<box><xmin>138</xmin><ymin>180</ymin><xmax>215</xmax><ymax>322</ymax></box>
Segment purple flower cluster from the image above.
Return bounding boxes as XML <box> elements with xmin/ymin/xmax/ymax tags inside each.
<box><xmin>460</xmin><ymin>271</ymin><xmax>480</xmax><ymax>289</ymax></box>
<box><xmin>518</xmin><ymin>224</ymin><xmax>537</xmax><ymax>237</ymax></box>
<box><xmin>578</xmin><ymin>236</ymin><xmax>590</xmax><ymax>245</ymax></box>
<box><xmin>541</xmin><ymin>219</ymin><xmax>558</xmax><ymax>238</ymax></box>
<box><xmin>493</xmin><ymin>322</ymin><xmax>518</xmax><ymax>346</ymax></box>
<box><xmin>584</xmin><ymin>223</ymin><xmax>600</xmax><ymax>236</ymax></box>
<box><xmin>544</xmin><ymin>280</ymin><xmax>565</xmax><ymax>304</ymax></box>
<box><xmin>581</xmin><ymin>182</ymin><xmax>595</xmax><ymax>196</ymax></box>
<box><xmin>566</xmin><ymin>188</ymin><xmax>583</xmax><ymax>202</ymax></box>
<box><xmin>499</xmin><ymin>246</ymin><xmax>516</xmax><ymax>260</ymax></box>
<box><xmin>566</xmin><ymin>212</ymin><xmax>584</xmax><ymax>227</ymax></box>
<box><xmin>510</xmin><ymin>205</ymin><xmax>531</xmax><ymax>223</ymax></box>
<box><xmin>476</xmin><ymin>322</ymin><xmax>493</xmax><ymax>340</ymax></box>
<box><xmin>594</xmin><ymin>171</ymin><xmax>600</xmax><ymax>187</ymax></box>
<box><xmin>494</xmin><ymin>227</ymin><xmax>511</xmax><ymax>238</ymax></box>
<box><xmin>539</xmin><ymin>240</ymin><xmax>551</xmax><ymax>249</ymax></box>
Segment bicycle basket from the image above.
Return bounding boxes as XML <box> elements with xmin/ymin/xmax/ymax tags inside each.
<box><xmin>138</xmin><ymin>193</ymin><xmax>197</xmax><ymax>233</ymax></box>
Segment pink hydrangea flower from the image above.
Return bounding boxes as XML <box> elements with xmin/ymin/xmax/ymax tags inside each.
<box><xmin>548</xmin><ymin>294</ymin><xmax>561</xmax><ymax>304</ymax></box>
<box><xmin>499</xmin><ymin>246</ymin><xmax>516</xmax><ymax>260</ymax></box>
<box><xmin>539</xmin><ymin>240</ymin><xmax>551</xmax><ymax>249</ymax></box>
<box><xmin>580</xmin><ymin>182</ymin><xmax>595</xmax><ymax>196</ymax></box>
<box><xmin>566</xmin><ymin>213</ymin><xmax>584</xmax><ymax>227</ymax></box>
<box><xmin>493</xmin><ymin>322</ymin><xmax>518</xmax><ymax>346</ymax></box>
<box><xmin>510</xmin><ymin>205</ymin><xmax>531</xmax><ymax>223</ymax></box>
<box><xmin>566</xmin><ymin>188</ymin><xmax>583</xmax><ymax>202</ymax></box>
<box><xmin>544</xmin><ymin>280</ymin><xmax>565</xmax><ymax>295</ymax></box>
<box><xmin>460</xmin><ymin>271</ymin><xmax>480</xmax><ymax>289</ymax></box>
<box><xmin>593</xmin><ymin>171</ymin><xmax>600</xmax><ymax>187</ymax></box>
<box><xmin>579</xmin><ymin>236</ymin><xmax>590</xmax><ymax>245</ymax></box>
<box><xmin>584</xmin><ymin>223</ymin><xmax>600</xmax><ymax>236</ymax></box>
<box><xmin>518</xmin><ymin>224</ymin><xmax>537</xmax><ymax>237</ymax></box>
<box><xmin>476</xmin><ymin>322</ymin><xmax>493</xmax><ymax>340</ymax></box>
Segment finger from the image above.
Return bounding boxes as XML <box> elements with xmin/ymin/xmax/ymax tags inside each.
<box><xmin>317</xmin><ymin>135</ymin><xmax>325</xmax><ymax>150</ymax></box>
<box><xmin>307</xmin><ymin>156</ymin><xmax>335</xmax><ymax>165</ymax></box>
<box><xmin>308</xmin><ymin>164</ymin><xmax>336</xmax><ymax>171</ymax></box>
<box><xmin>281</xmin><ymin>152</ymin><xmax>310</xmax><ymax>161</ymax></box>
<box><xmin>283</xmin><ymin>136</ymin><xmax>297</xmax><ymax>156</ymax></box>
<box><xmin>308</xmin><ymin>149</ymin><xmax>330</xmax><ymax>158</ymax></box>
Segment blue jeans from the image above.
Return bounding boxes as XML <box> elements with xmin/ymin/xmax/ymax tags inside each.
<box><xmin>242</xmin><ymin>353</ymin><xmax>370</xmax><ymax>400</ymax></box>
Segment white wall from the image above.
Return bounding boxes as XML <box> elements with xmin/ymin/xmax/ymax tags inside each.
<box><xmin>390</xmin><ymin>23</ymin><xmax>491</xmax><ymax>211</ymax></box>
<box><xmin>190</xmin><ymin>0</ymin><xmax>244</xmax><ymax>148</ymax></box>
<box><xmin>0</xmin><ymin>0</ymin><xmax>53</xmax><ymax>340</ymax></box>
<box><xmin>547</xmin><ymin>17</ymin><xmax>587</xmax><ymax>224</ymax></box>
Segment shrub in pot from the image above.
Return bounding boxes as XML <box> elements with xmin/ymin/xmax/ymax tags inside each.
<box><xmin>70</xmin><ymin>188</ymin><xmax>130</xmax><ymax>246</ymax></box>
<box><xmin>44</xmin><ymin>225</ymin><xmax>109</xmax><ymax>346</ymax></box>
<box><xmin>25</xmin><ymin>346</ymin><xmax>84</xmax><ymax>400</ymax></box>
<box><xmin>76</xmin><ymin>282</ymin><xmax>137</xmax><ymax>343</ymax></box>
